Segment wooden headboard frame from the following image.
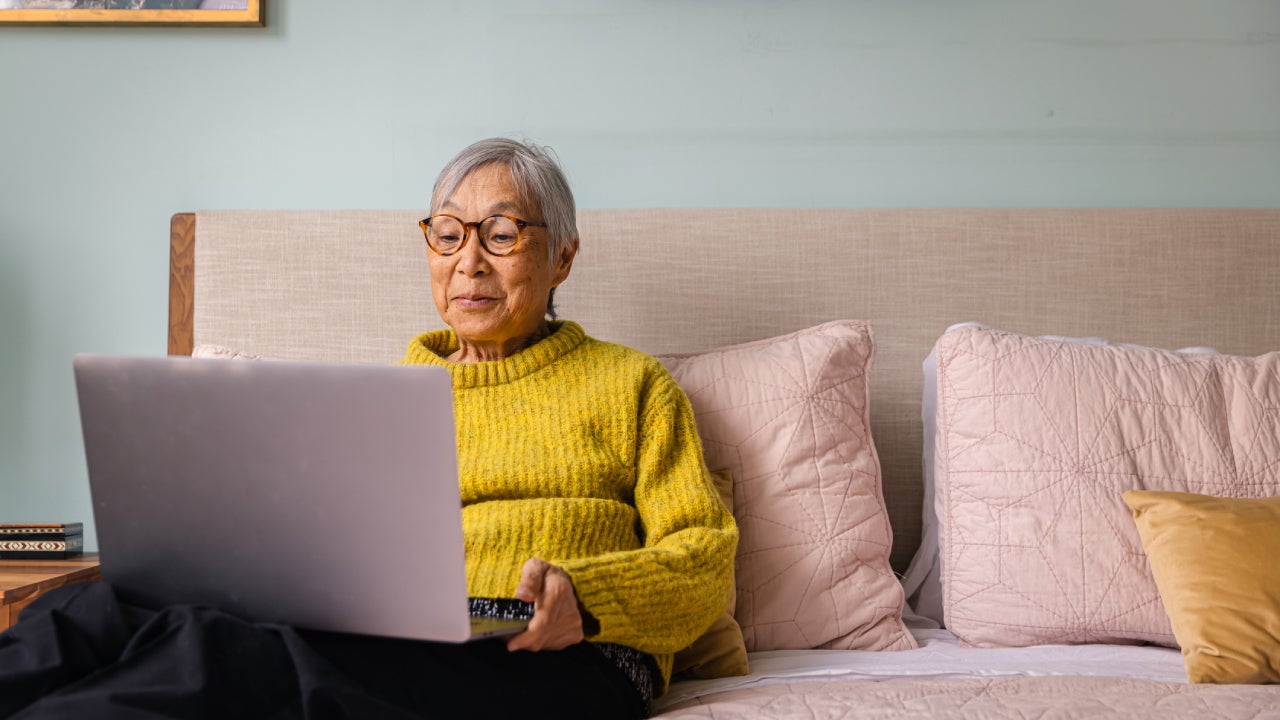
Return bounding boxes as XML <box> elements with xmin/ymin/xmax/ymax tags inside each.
<box><xmin>169</xmin><ymin>213</ymin><xmax>196</xmax><ymax>356</ymax></box>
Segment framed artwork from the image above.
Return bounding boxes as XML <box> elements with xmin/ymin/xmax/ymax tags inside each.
<box><xmin>0</xmin><ymin>0</ymin><xmax>262</xmax><ymax>26</ymax></box>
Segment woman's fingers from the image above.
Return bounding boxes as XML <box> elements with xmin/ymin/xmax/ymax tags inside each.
<box><xmin>513</xmin><ymin>557</ymin><xmax>548</xmax><ymax>603</ymax></box>
<box><xmin>506</xmin><ymin>558</ymin><xmax>585</xmax><ymax>652</ymax></box>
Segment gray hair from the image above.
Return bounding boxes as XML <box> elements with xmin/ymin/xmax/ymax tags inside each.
<box><xmin>430</xmin><ymin>138</ymin><xmax>578</xmax><ymax>319</ymax></box>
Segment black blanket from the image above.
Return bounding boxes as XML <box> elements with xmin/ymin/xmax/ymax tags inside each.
<box><xmin>0</xmin><ymin>582</ymin><xmax>641</xmax><ymax>720</ymax></box>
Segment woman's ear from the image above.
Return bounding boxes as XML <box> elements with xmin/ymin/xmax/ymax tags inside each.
<box><xmin>550</xmin><ymin>236</ymin><xmax>578</xmax><ymax>288</ymax></box>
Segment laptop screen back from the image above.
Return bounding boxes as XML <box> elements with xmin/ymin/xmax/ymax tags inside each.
<box><xmin>74</xmin><ymin>355</ymin><xmax>476</xmax><ymax>642</ymax></box>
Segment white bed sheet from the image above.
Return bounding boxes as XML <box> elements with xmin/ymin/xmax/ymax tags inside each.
<box><xmin>656</xmin><ymin>628</ymin><xmax>1187</xmax><ymax>712</ymax></box>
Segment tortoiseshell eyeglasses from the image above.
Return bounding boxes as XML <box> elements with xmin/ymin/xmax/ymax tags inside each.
<box><xmin>418</xmin><ymin>214</ymin><xmax>546</xmax><ymax>257</ymax></box>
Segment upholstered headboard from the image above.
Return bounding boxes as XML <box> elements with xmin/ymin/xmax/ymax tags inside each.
<box><xmin>169</xmin><ymin>208</ymin><xmax>1280</xmax><ymax>572</ymax></box>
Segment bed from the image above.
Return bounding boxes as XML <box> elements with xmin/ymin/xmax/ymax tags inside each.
<box><xmin>169</xmin><ymin>208</ymin><xmax>1280</xmax><ymax>718</ymax></box>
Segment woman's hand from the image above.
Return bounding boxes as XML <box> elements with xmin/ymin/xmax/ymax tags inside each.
<box><xmin>506</xmin><ymin>557</ymin><xmax>585</xmax><ymax>652</ymax></box>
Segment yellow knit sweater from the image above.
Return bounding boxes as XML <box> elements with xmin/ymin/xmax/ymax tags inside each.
<box><xmin>401</xmin><ymin>321</ymin><xmax>737</xmax><ymax>692</ymax></box>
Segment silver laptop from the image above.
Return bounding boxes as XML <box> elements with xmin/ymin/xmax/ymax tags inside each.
<box><xmin>73</xmin><ymin>354</ymin><xmax>529</xmax><ymax>642</ymax></box>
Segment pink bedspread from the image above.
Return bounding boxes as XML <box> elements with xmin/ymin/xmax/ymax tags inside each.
<box><xmin>656</xmin><ymin>676</ymin><xmax>1280</xmax><ymax>718</ymax></box>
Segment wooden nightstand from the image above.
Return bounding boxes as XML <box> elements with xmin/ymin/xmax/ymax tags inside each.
<box><xmin>0</xmin><ymin>553</ymin><xmax>101</xmax><ymax>632</ymax></box>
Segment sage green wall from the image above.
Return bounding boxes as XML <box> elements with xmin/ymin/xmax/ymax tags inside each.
<box><xmin>2</xmin><ymin>1</ymin><xmax>1278</xmax><ymax>550</ymax></box>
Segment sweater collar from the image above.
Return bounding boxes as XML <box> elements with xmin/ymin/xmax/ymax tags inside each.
<box><xmin>404</xmin><ymin>321</ymin><xmax>586</xmax><ymax>387</ymax></box>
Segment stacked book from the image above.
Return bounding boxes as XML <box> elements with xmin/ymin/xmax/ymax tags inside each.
<box><xmin>0</xmin><ymin>523</ymin><xmax>84</xmax><ymax>559</ymax></box>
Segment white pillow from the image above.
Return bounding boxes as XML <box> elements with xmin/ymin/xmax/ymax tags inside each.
<box><xmin>899</xmin><ymin>322</ymin><xmax>1217</xmax><ymax>628</ymax></box>
<box><xmin>191</xmin><ymin>344</ymin><xmax>267</xmax><ymax>360</ymax></box>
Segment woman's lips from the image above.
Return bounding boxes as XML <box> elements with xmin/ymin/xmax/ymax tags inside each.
<box><xmin>452</xmin><ymin>295</ymin><xmax>497</xmax><ymax>310</ymax></box>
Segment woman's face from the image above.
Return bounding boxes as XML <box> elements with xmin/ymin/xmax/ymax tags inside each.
<box><xmin>428</xmin><ymin>163</ymin><xmax>574</xmax><ymax>355</ymax></box>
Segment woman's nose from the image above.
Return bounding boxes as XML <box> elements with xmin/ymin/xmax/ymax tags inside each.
<box><xmin>454</xmin><ymin>228</ymin><xmax>489</xmax><ymax>275</ymax></box>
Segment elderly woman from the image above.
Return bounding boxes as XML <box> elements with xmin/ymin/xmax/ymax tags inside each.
<box><xmin>394</xmin><ymin>137</ymin><xmax>738</xmax><ymax>715</ymax></box>
<box><xmin>0</xmin><ymin>139</ymin><xmax>736</xmax><ymax>720</ymax></box>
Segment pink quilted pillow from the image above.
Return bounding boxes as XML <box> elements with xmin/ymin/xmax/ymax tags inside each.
<box><xmin>936</xmin><ymin>326</ymin><xmax>1280</xmax><ymax>647</ymax></box>
<box><xmin>660</xmin><ymin>321</ymin><xmax>916</xmax><ymax>652</ymax></box>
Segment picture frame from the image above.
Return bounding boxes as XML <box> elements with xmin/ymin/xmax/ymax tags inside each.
<box><xmin>0</xmin><ymin>0</ymin><xmax>262</xmax><ymax>27</ymax></box>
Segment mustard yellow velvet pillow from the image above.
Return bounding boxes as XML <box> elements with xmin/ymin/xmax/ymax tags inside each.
<box><xmin>672</xmin><ymin>469</ymin><xmax>749</xmax><ymax>680</ymax></box>
<box><xmin>1123</xmin><ymin>490</ymin><xmax>1280</xmax><ymax>684</ymax></box>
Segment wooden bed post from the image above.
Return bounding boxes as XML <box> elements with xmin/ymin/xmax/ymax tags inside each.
<box><xmin>168</xmin><ymin>213</ymin><xmax>195</xmax><ymax>356</ymax></box>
